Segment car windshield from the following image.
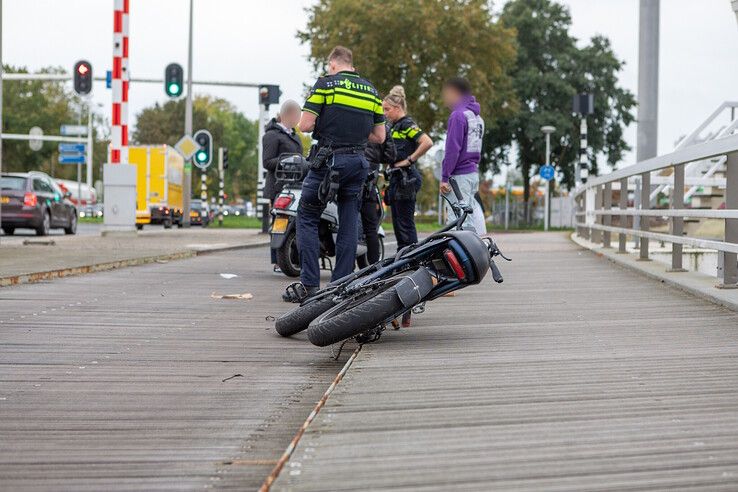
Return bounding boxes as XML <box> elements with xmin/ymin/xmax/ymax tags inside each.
<box><xmin>191</xmin><ymin>201</ymin><xmax>203</xmax><ymax>210</ymax></box>
<box><xmin>1</xmin><ymin>176</ymin><xmax>26</xmax><ymax>191</ymax></box>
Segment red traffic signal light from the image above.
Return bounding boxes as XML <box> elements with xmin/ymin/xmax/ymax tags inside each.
<box><xmin>258</xmin><ymin>85</ymin><xmax>281</xmax><ymax>108</ymax></box>
<box><xmin>73</xmin><ymin>60</ymin><xmax>93</xmax><ymax>95</ymax></box>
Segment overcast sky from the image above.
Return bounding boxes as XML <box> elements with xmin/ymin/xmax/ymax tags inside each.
<box><xmin>3</xmin><ymin>0</ymin><xmax>738</xmax><ymax>168</ymax></box>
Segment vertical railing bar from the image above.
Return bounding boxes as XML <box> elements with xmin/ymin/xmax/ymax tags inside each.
<box><xmin>720</xmin><ymin>151</ymin><xmax>738</xmax><ymax>287</ymax></box>
<box><xmin>639</xmin><ymin>171</ymin><xmax>651</xmax><ymax>261</ymax></box>
<box><xmin>618</xmin><ymin>177</ymin><xmax>628</xmax><ymax>253</ymax></box>
<box><xmin>603</xmin><ymin>182</ymin><xmax>612</xmax><ymax>248</ymax></box>
<box><xmin>592</xmin><ymin>186</ymin><xmax>603</xmax><ymax>244</ymax></box>
<box><xmin>669</xmin><ymin>163</ymin><xmax>686</xmax><ymax>272</ymax></box>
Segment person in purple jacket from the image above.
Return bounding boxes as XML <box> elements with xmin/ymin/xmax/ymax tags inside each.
<box><xmin>440</xmin><ymin>77</ymin><xmax>487</xmax><ymax>234</ymax></box>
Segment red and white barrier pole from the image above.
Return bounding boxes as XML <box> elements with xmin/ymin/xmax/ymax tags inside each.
<box><xmin>102</xmin><ymin>0</ymin><xmax>135</xmax><ymax>235</ymax></box>
<box><xmin>111</xmin><ymin>0</ymin><xmax>129</xmax><ymax>165</ymax></box>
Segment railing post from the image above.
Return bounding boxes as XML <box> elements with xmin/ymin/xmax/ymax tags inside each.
<box><xmin>618</xmin><ymin>177</ymin><xmax>628</xmax><ymax>253</ymax></box>
<box><xmin>669</xmin><ymin>163</ymin><xmax>686</xmax><ymax>272</ymax></box>
<box><xmin>584</xmin><ymin>187</ymin><xmax>594</xmax><ymax>240</ymax></box>
<box><xmin>603</xmin><ymin>182</ymin><xmax>612</xmax><ymax>248</ymax></box>
<box><xmin>719</xmin><ymin>151</ymin><xmax>738</xmax><ymax>287</ymax></box>
<box><xmin>591</xmin><ymin>186</ymin><xmax>602</xmax><ymax>244</ymax></box>
<box><xmin>639</xmin><ymin>171</ymin><xmax>651</xmax><ymax>261</ymax></box>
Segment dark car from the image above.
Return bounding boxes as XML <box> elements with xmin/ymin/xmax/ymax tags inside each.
<box><xmin>1</xmin><ymin>172</ymin><xmax>77</xmax><ymax>236</ymax></box>
<box><xmin>188</xmin><ymin>199</ymin><xmax>212</xmax><ymax>227</ymax></box>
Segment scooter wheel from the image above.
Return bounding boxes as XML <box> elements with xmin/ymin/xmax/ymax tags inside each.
<box><xmin>276</xmin><ymin>230</ymin><xmax>301</xmax><ymax>277</ymax></box>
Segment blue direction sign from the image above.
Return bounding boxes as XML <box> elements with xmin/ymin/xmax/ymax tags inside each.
<box><xmin>540</xmin><ymin>164</ymin><xmax>555</xmax><ymax>181</ymax></box>
<box><xmin>58</xmin><ymin>154</ymin><xmax>86</xmax><ymax>165</ymax></box>
<box><xmin>58</xmin><ymin>143</ymin><xmax>86</xmax><ymax>153</ymax></box>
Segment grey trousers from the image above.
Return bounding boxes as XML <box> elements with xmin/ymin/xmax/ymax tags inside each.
<box><xmin>444</xmin><ymin>172</ymin><xmax>487</xmax><ymax>235</ymax></box>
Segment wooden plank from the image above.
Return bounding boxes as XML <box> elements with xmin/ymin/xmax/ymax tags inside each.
<box><xmin>0</xmin><ymin>247</ymin><xmax>349</xmax><ymax>491</ymax></box>
<box><xmin>272</xmin><ymin>232</ymin><xmax>738</xmax><ymax>491</ymax></box>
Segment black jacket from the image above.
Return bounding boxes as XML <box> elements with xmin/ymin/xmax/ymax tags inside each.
<box><xmin>262</xmin><ymin>118</ymin><xmax>303</xmax><ymax>200</ymax></box>
<box><xmin>364</xmin><ymin>123</ymin><xmax>396</xmax><ymax>172</ymax></box>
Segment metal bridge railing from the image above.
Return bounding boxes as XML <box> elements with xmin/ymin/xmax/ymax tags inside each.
<box><xmin>573</xmin><ymin>133</ymin><xmax>738</xmax><ymax>288</ymax></box>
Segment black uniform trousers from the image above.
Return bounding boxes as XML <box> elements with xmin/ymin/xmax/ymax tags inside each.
<box><xmin>296</xmin><ymin>153</ymin><xmax>368</xmax><ymax>288</ymax></box>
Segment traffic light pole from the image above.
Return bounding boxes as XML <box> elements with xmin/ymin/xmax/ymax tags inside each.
<box><xmin>200</xmin><ymin>170</ymin><xmax>207</xmax><ymax>210</ymax></box>
<box><xmin>257</xmin><ymin>103</ymin><xmax>270</xmax><ymax>233</ymax></box>
<box><xmin>218</xmin><ymin>147</ymin><xmax>224</xmax><ymax>227</ymax></box>
<box><xmin>182</xmin><ymin>0</ymin><xmax>194</xmax><ymax>227</ymax></box>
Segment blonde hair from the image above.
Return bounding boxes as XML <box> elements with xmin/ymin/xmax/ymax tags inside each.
<box><xmin>384</xmin><ymin>85</ymin><xmax>407</xmax><ymax>112</ymax></box>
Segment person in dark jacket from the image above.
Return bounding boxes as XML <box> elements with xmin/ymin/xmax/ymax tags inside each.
<box><xmin>263</xmin><ymin>100</ymin><xmax>303</xmax><ymax>203</ymax></box>
<box><xmin>263</xmin><ymin>100</ymin><xmax>303</xmax><ymax>269</ymax></box>
<box><xmin>362</xmin><ymin>123</ymin><xmax>396</xmax><ymax>264</ymax></box>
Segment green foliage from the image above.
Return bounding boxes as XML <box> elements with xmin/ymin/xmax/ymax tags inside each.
<box><xmin>1</xmin><ymin>65</ymin><xmax>108</xmax><ymax>182</ymax></box>
<box><xmin>488</xmin><ymin>0</ymin><xmax>636</xmax><ymax>202</ymax></box>
<box><xmin>298</xmin><ymin>0</ymin><xmax>518</xmax><ymax>138</ymax></box>
<box><xmin>132</xmin><ymin>96</ymin><xmax>258</xmax><ymax>200</ymax></box>
<box><xmin>415</xmin><ymin>165</ymin><xmax>439</xmax><ymax>213</ymax></box>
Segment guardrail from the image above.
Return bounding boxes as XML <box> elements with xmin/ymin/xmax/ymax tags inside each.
<box><xmin>573</xmin><ymin>133</ymin><xmax>738</xmax><ymax>288</ymax></box>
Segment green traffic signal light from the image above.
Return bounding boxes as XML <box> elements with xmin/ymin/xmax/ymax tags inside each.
<box><xmin>164</xmin><ymin>63</ymin><xmax>184</xmax><ymax>98</ymax></box>
<box><xmin>196</xmin><ymin>150</ymin><xmax>207</xmax><ymax>162</ymax></box>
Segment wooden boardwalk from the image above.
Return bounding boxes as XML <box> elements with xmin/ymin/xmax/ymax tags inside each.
<box><xmin>0</xmin><ymin>247</ymin><xmax>352</xmax><ymax>491</ymax></box>
<box><xmin>272</xmin><ymin>232</ymin><xmax>738</xmax><ymax>491</ymax></box>
<box><xmin>2</xmin><ymin>232</ymin><xmax>738</xmax><ymax>491</ymax></box>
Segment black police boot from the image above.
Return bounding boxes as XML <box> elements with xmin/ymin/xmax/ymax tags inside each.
<box><xmin>282</xmin><ymin>283</ymin><xmax>319</xmax><ymax>303</ymax></box>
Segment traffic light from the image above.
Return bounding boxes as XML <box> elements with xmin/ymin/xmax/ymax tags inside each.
<box><xmin>73</xmin><ymin>60</ymin><xmax>93</xmax><ymax>96</ymax></box>
<box><xmin>164</xmin><ymin>63</ymin><xmax>184</xmax><ymax>98</ymax></box>
<box><xmin>222</xmin><ymin>148</ymin><xmax>229</xmax><ymax>170</ymax></box>
<box><xmin>193</xmin><ymin>129</ymin><xmax>212</xmax><ymax>168</ymax></box>
<box><xmin>258</xmin><ymin>85</ymin><xmax>281</xmax><ymax>108</ymax></box>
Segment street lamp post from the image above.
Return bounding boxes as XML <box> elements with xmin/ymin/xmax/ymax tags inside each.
<box><xmin>541</xmin><ymin>125</ymin><xmax>556</xmax><ymax>231</ymax></box>
<box><xmin>182</xmin><ymin>0</ymin><xmax>194</xmax><ymax>227</ymax></box>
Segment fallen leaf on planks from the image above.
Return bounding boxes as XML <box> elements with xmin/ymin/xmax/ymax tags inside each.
<box><xmin>210</xmin><ymin>292</ymin><xmax>254</xmax><ymax>301</ymax></box>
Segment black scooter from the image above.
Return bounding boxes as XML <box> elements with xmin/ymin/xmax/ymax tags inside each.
<box><xmin>275</xmin><ymin>177</ymin><xmax>510</xmax><ymax>347</ymax></box>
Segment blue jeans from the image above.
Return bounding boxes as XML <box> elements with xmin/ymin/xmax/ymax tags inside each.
<box><xmin>296</xmin><ymin>153</ymin><xmax>369</xmax><ymax>288</ymax></box>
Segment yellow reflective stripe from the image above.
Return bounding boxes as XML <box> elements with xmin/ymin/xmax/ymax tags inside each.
<box><xmin>302</xmin><ymin>107</ymin><xmax>319</xmax><ymax>116</ymax></box>
<box><xmin>333</xmin><ymin>88</ymin><xmax>383</xmax><ymax>114</ymax></box>
<box><xmin>332</xmin><ymin>93</ymin><xmax>375</xmax><ymax>111</ymax></box>
<box><xmin>406</xmin><ymin>127</ymin><xmax>420</xmax><ymax>138</ymax></box>
<box><xmin>313</xmin><ymin>88</ymin><xmax>332</xmax><ymax>94</ymax></box>
<box><xmin>334</xmin><ymin>86</ymin><xmax>378</xmax><ymax>103</ymax></box>
<box><xmin>306</xmin><ymin>93</ymin><xmax>325</xmax><ymax>104</ymax></box>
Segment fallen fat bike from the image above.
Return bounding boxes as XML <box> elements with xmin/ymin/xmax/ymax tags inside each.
<box><xmin>274</xmin><ymin>177</ymin><xmax>510</xmax><ymax>347</ymax></box>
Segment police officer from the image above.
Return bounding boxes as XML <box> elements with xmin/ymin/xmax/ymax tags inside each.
<box><xmin>291</xmin><ymin>46</ymin><xmax>386</xmax><ymax>299</ymax></box>
<box><xmin>382</xmin><ymin>85</ymin><xmax>433</xmax><ymax>251</ymax></box>
<box><xmin>362</xmin><ymin>122</ymin><xmax>395</xmax><ymax>266</ymax></box>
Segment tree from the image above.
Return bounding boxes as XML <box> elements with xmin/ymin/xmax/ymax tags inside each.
<box><xmin>132</xmin><ymin>96</ymin><xmax>258</xmax><ymax>201</ymax></box>
<box><xmin>487</xmin><ymin>0</ymin><xmax>636</xmax><ymax>221</ymax></box>
<box><xmin>298</xmin><ymin>0</ymin><xmax>518</xmax><ymax>138</ymax></box>
<box><xmin>1</xmin><ymin>65</ymin><xmax>109</xmax><ymax>182</ymax></box>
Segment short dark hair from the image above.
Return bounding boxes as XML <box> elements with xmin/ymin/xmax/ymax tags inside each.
<box><xmin>444</xmin><ymin>77</ymin><xmax>472</xmax><ymax>95</ymax></box>
<box><xmin>328</xmin><ymin>46</ymin><xmax>353</xmax><ymax>66</ymax></box>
